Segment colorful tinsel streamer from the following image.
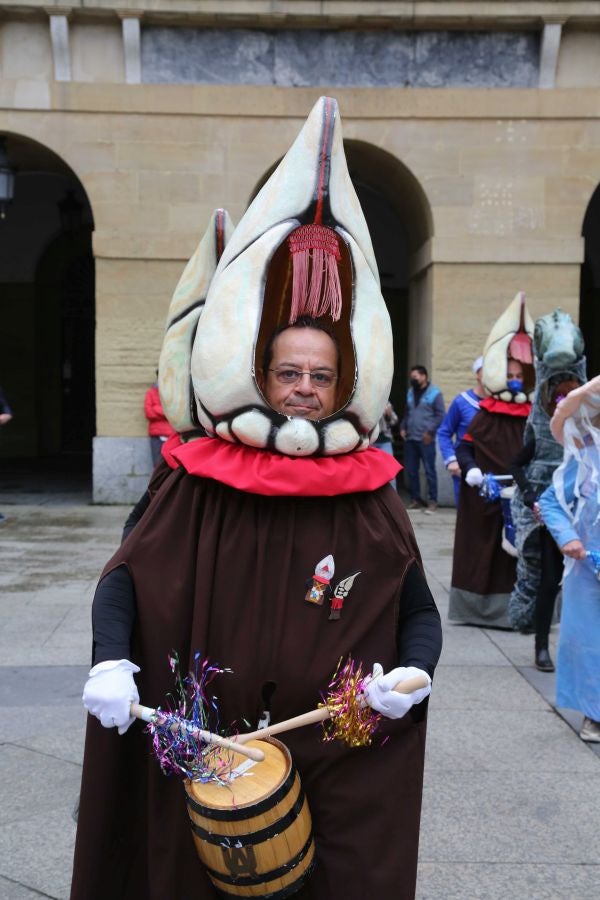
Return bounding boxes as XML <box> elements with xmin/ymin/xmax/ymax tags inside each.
<box><xmin>145</xmin><ymin>651</ymin><xmax>235</xmax><ymax>784</ymax></box>
<box><xmin>320</xmin><ymin>657</ymin><xmax>381</xmax><ymax>748</ymax></box>
<box><xmin>479</xmin><ymin>474</ymin><xmax>502</xmax><ymax>502</ymax></box>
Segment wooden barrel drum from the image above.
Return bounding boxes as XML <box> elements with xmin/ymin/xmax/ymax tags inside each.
<box><xmin>184</xmin><ymin>738</ymin><xmax>315</xmax><ymax>898</ymax></box>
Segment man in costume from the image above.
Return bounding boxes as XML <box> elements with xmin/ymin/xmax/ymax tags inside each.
<box><xmin>400</xmin><ymin>365</ymin><xmax>445</xmax><ymax>512</ymax></box>
<box><xmin>71</xmin><ymin>98</ymin><xmax>442</xmax><ymax>900</ymax></box>
<box><xmin>508</xmin><ymin>309</ymin><xmax>585</xmax><ymax>668</ymax></box>
<box><xmin>538</xmin><ymin>376</ymin><xmax>600</xmax><ymax>742</ymax></box>
<box><xmin>437</xmin><ymin>356</ymin><xmax>484</xmax><ymax>506</ymax></box>
<box><xmin>448</xmin><ymin>292</ymin><xmax>534</xmax><ymax>628</ymax></box>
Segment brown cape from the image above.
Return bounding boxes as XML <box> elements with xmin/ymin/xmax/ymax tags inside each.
<box><xmin>449</xmin><ymin>408</ymin><xmax>526</xmax><ymax>627</ymax></box>
<box><xmin>71</xmin><ymin>468</ymin><xmax>429</xmax><ymax>900</ymax></box>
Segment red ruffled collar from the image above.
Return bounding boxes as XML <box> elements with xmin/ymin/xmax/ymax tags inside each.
<box><xmin>480</xmin><ymin>397</ymin><xmax>531</xmax><ymax>418</ymax></box>
<box><xmin>164</xmin><ymin>436</ymin><xmax>400</xmax><ymax>497</ymax></box>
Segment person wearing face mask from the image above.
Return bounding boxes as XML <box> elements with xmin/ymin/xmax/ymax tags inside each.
<box><xmin>399</xmin><ymin>365</ymin><xmax>445</xmax><ymax>512</ymax></box>
<box><xmin>437</xmin><ymin>357</ymin><xmax>485</xmax><ymax>507</ymax></box>
<box><xmin>449</xmin><ymin>293</ymin><xmax>534</xmax><ymax>629</ymax></box>
<box><xmin>509</xmin><ymin>376</ymin><xmax>583</xmax><ymax>667</ymax></box>
<box><xmin>507</xmin><ymin>309</ymin><xmax>587</xmax><ymax>665</ymax></box>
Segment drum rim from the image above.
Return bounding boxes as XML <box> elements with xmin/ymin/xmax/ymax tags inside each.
<box><xmin>186</xmin><ymin>763</ymin><xmax>298</xmax><ymax>822</ymax></box>
<box><xmin>212</xmin><ymin>855</ymin><xmax>316</xmax><ymax>900</ymax></box>
<box><xmin>185</xmin><ymin>736</ymin><xmax>293</xmax><ymax>815</ymax></box>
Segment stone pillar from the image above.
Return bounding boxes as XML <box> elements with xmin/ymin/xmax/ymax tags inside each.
<box><xmin>121</xmin><ymin>15</ymin><xmax>142</xmax><ymax>85</ymax></box>
<box><xmin>539</xmin><ymin>22</ymin><xmax>563</xmax><ymax>89</ymax></box>
<box><xmin>93</xmin><ymin>437</ymin><xmax>153</xmax><ymax>504</ymax></box>
<box><xmin>47</xmin><ymin>10</ymin><xmax>72</xmax><ymax>82</ymax></box>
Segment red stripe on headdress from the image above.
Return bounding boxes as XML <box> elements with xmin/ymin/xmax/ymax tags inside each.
<box><xmin>215</xmin><ymin>209</ymin><xmax>224</xmax><ymax>261</ymax></box>
<box><xmin>314</xmin><ymin>96</ymin><xmax>334</xmax><ymax>226</ymax></box>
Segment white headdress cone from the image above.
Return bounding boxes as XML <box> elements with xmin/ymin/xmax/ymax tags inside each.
<box><xmin>191</xmin><ymin>97</ymin><xmax>393</xmax><ymax>456</ymax></box>
<box><xmin>159</xmin><ymin>209</ymin><xmax>234</xmax><ymax>432</ymax></box>
<box><xmin>482</xmin><ymin>291</ymin><xmax>534</xmax><ymax>402</ymax></box>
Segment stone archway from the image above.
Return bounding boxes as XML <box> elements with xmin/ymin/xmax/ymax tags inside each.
<box><xmin>343</xmin><ymin>140</ymin><xmax>433</xmax><ymax>412</ymax></box>
<box><xmin>580</xmin><ymin>184</ymin><xmax>600</xmax><ymax>378</ymax></box>
<box><xmin>248</xmin><ymin>139</ymin><xmax>434</xmax><ymax>414</ymax></box>
<box><xmin>0</xmin><ymin>132</ymin><xmax>95</xmax><ymax>473</ymax></box>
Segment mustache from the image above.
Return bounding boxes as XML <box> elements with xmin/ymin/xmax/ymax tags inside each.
<box><xmin>286</xmin><ymin>395</ymin><xmax>320</xmax><ymax>409</ymax></box>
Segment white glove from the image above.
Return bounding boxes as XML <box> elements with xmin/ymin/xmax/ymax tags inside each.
<box><xmin>83</xmin><ymin>659</ymin><xmax>140</xmax><ymax>735</ymax></box>
<box><xmin>465</xmin><ymin>467</ymin><xmax>484</xmax><ymax>488</ymax></box>
<box><xmin>364</xmin><ymin>664</ymin><xmax>431</xmax><ymax>720</ymax></box>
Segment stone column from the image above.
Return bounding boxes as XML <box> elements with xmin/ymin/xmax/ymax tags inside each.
<box><xmin>121</xmin><ymin>15</ymin><xmax>142</xmax><ymax>85</ymax></box>
<box><xmin>539</xmin><ymin>21</ymin><xmax>563</xmax><ymax>89</ymax></box>
<box><xmin>47</xmin><ymin>9</ymin><xmax>72</xmax><ymax>82</ymax></box>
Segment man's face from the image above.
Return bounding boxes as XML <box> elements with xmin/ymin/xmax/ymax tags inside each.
<box><xmin>259</xmin><ymin>327</ymin><xmax>339</xmax><ymax>420</ymax></box>
<box><xmin>410</xmin><ymin>369</ymin><xmax>427</xmax><ymax>388</ymax></box>
<box><xmin>507</xmin><ymin>359</ymin><xmax>524</xmax><ymax>381</ymax></box>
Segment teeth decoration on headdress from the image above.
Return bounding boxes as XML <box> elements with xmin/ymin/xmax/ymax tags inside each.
<box><xmin>481</xmin><ymin>291</ymin><xmax>535</xmax><ymax>404</ymax></box>
<box><xmin>191</xmin><ymin>96</ymin><xmax>393</xmax><ymax>458</ymax></box>
<box><xmin>158</xmin><ymin>209</ymin><xmax>234</xmax><ymax>433</ymax></box>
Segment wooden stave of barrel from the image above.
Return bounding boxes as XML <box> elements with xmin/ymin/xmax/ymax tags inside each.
<box><xmin>184</xmin><ymin>737</ymin><xmax>315</xmax><ymax>898</ymax></box>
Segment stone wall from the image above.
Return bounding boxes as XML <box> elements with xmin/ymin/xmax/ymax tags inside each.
<box><xmin>1</xmin><ymin>79</ymin><xmax>599</xmax><ymax>499</ymax></box>
<box><xmin>141</xmin><ymin>28</ymin><xmax>540</xmax><ymax>88</ymax></box>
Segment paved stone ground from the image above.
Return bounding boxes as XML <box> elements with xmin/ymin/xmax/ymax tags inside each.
<box><xmin>0</xmin><ymin>489</ymin><xmax>599</xmax><ymax>899</ymax></box>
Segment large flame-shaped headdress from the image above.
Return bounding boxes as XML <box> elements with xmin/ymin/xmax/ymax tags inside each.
<box><xmin>190</xmin><ymin>97</ymin><xmax>393</xmax><ymax>457</ymax></box>
<box><xmin>481</xmin><ymin>291</ymin><xmax>535</xmax><ymax>403</ymax></box>
<box><xmin>159</xmin><ymin>209</ymin><xmax>234</xmax><ymax>432</ymax></box>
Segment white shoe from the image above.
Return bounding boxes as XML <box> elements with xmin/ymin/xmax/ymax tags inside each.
<box><xmin>579</xmin><ymin>717</ymin><xmax>600</xmax><ymax>742</ymax></box>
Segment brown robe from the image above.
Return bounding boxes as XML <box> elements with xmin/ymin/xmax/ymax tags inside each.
<box><xmin>71</xmin><ymin>467</ymin><xmax>434</xmax><ymax>900</ymax></box>
<box><xmin>449</xmin><ymin>407</ymin><xmax>527</xmax><ymax>628</ymax></box>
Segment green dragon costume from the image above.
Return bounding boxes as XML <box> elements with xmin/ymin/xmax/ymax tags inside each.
<box><xmin>508</xmin><ymin>309</ymin><xmax>586</xmax><ymax>630</ymax></box>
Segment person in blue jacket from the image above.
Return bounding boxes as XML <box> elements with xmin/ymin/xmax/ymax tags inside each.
<box><xmin>400</xmin><ymin>365</ymin><xmax>445</xmax><ymax>512</ymax></box>
<box><xmin>538</xmin><ymin>375</ymin><xmax>600</xmax><ymax>743</ymax></box>
<box><xmin>437</xmin><ymin>357</ymin><xmax>484</xmax><ymax>506</ymax></box>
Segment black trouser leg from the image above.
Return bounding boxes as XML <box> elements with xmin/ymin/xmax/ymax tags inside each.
<box><xmin>535</xmin><ymin>528</ymin><xmax>563</xmax><ymax>650</ymax></box>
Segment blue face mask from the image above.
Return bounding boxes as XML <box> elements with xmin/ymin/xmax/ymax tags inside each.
<box><xmin>507</xmin><ymin>378</ymin><xmax>523</xmax><ymax>392</ymax></box>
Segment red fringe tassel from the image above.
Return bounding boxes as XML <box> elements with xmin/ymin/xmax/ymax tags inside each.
<box><xmin>288</xmin><ymin>225</ymin><xmax>343</xmax><ymax>324</ymax></box>
<box><xmin>508</xmin><ymin>332</ymin><xmax>533</xmax><ymax>364</ymax></box>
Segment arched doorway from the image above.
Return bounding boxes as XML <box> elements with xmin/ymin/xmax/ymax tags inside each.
<box><xmin>580</xmin><ymin>185</ymin><xmax>600</xmax><ymax>378</ymax></box>
<box><xmin>248</xmin><ymin>140</ymin><xmax>433</xmax><ymax>416</ymax></box>
<box><xmin>0</xmin><ymin>134</ymin><xmax>95</xmax><ymax>484</ymax></box>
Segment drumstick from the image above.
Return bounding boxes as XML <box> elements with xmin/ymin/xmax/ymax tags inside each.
<box><xmin>130</xmin><ymin>703</ymin><xmax>265</xmax><ymax>762</ymax></box>
<box><xmin>234</xmin><ymin>673</ymin><xmax>430</xmax><ymax>745</ymax></box>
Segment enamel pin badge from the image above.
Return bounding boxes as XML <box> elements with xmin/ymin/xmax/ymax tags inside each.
<box><xmin>305</xmin><ymin>555</ymin><xmax>335</xmax><ymax>606</ymax></box>
<box><xmin>329</xmin><ymin>571</ymin><xmax>361</xmax><ymax>620</ymax></box>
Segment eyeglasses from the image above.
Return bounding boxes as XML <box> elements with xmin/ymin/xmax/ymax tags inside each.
<box><xmin>268</xmin><ymin>368</ymin><xmax>338</xmax><ymax>389</ymax></box>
